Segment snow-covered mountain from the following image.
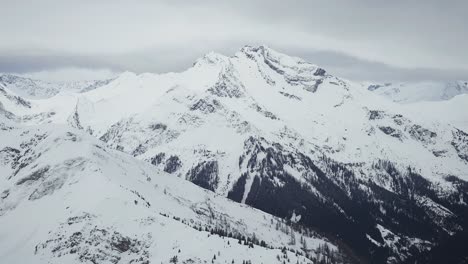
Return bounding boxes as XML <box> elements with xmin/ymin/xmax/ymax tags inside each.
<box><xmin>1</xmin><ymin>46</ymin><xmax>468</xmax><ymax>263</ymax></box>
<box><xmin>0</xmin><ymin>74</ymin><xmax>114</xmax><ymax>99</ymax></box>
<box><xmin>368</xmin><ymin>81</ymin><xmax>468</xmax><ymax>103</ymax></box>
<box><xmin>1</xmin><ymin>124</ymin><xmax>339</xmax><ymax>264</ymax></box>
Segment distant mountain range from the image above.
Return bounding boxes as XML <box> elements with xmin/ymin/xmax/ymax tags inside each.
<box><xmin>0</xmin><ymin>74</ymin><xmax>114</xmax><ymax>99</ymax></box>
<box><xmin>367</xmin><ymin>81</ymin><xmax>468</xmax><ymax>103</ymax></box>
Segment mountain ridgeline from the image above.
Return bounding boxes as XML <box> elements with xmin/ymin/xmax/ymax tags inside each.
<box><xmin>1</xmin><ymin>46</ymin><xmax>468</xmax><ymax>264</ymax></box>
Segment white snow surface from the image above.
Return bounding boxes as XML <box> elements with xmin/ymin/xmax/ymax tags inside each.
<box><xmin>1</xmin><ymin>45</ymin><xmax>468</xmax><ymax>263</ymax></box>
<box><xmin>367</xmin><ymin>80</ymin><xmax>468</xmax><ymax>104</ymax></box>
<box><xmin>0</xmin><ymin>125</ymin><xmax>329</xmax><ymax>264</ymax></box>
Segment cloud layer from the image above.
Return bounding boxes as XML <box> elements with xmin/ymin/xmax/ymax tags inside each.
<box><xmin>1</xmin><ymin>0</ymin><xmax>467</xmax><ymax>81</ymax></box>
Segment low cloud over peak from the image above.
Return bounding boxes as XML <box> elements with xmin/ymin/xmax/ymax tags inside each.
<box><xmin>1</xmin><ymin>1</ymin><xmax>467</xmax><ymax>82</ymax></box>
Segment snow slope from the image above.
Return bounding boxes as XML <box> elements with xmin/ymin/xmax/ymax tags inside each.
<box><xmin>401</xmin><ymin>93</ymin><xmax>468</xmax><ymax>133</ymax></box>
<box><xmin>1</xmin><ymin>45</ymin><xmax>467</xmax><ymax>263</ymax></box>
<box><xmin>0</xmin><ymin>123</ymin><xmax>339</xmax><ymax>264</ymax></box>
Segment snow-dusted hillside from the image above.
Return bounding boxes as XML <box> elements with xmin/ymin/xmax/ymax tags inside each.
<box><xmin>0</xmin><ymin>123</ymin><xmax>342</xmax><ymax>264</ymax></box>
<box><xmin>0</xmin><ymin>74</ymin><xmax>114</xmax><ymax>99</ymax></box>
<box><xmin>1</xmin><ymin>46</ymin><xmax>467</xmax><ymax>263</ymax></box>
<box><xmin>367</xmin><ymin>81</ymin><xmax>468</xmax><ymax>103</ymax></box>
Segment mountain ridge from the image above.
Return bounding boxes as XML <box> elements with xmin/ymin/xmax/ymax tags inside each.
<box><xmin>1</xmin><ymin>45</ymin><xmax>468</xmax><ymax>263</ymax></box>
<box><xmin>1</xmin><ymin>124</ymin><xmax>340</xmax><ymax>264</ymax></box>
<box><xmin>0</xmin><ymin>73</ymin><xmax>115</xmax><ymax>99</ymax></box>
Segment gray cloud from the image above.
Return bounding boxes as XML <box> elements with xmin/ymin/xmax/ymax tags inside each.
<box><xmin>0</xmin><ymin>0</ymin><xmax>467</xmax><ymax>81</ymax></box>
<box><xmin>288</xmin><ymin>48</ymin><xmax>468</xmax><ymax>82</ymax></box>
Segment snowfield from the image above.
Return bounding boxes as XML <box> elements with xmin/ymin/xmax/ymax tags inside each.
<box><xmin>0</xmin><ymin>125</ymin><xmax>335</xmax><ymax>264</ymax></box>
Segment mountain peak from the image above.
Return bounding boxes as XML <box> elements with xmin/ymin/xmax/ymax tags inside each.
<box><xmin>239</xmin><ymin>45</ymin><xmax>286</xmax><ymax>60</ymax></box>
<box><xmin>240</xmin><ymin>44</ymin><xmax>270</xmax><ymax>53</ymax></box>
<box><xmin>0</xmin><ymin>73</ymin><xmax>33</xmax><ymax>85</ymax></box>
<box><xmin>238</xmin><ymin>45</ymin><xmax>326</xmax><ymax>75</ymax></box>
<box><xmin>193</xmin><ymin>51</ymin><xmax>229</xmax><ymax>67</ymax></box>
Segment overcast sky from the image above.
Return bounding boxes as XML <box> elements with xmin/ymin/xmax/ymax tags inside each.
<box><xmin>0</xmin><ymin>0</ymin><xmax>467</xmax><ymax>82</ymax></box>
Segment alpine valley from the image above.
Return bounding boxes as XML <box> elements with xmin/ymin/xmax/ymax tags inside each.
<box><xmin>1</xmin><ymin>46</ymin><xmax>467</xmax><ymax>264</ymax></box>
